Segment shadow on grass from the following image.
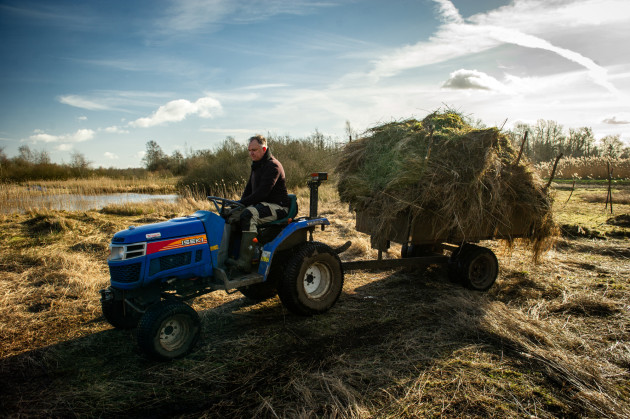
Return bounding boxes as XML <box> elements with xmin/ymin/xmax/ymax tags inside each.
<box><xmin>0</xmin><ymin>263</ymin><xmax>616</xmax><ymax>417</ymax></box>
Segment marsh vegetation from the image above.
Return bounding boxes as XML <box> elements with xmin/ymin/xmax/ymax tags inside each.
<box><xmin>0</xmin><ymin>180</ymin><xmax>628</xmax><ymax>417</ymax></box>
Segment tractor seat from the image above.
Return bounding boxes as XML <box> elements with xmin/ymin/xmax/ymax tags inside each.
<box><xmin>261</xmin><ymin>194</ymin><xmax>298</xmax><ymax>227</ymax></box>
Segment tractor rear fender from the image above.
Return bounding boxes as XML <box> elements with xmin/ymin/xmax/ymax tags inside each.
<box><xmin>258</xmin><ymin>218</ymin><xmax>330</xmax><ymax>280</ymax></box>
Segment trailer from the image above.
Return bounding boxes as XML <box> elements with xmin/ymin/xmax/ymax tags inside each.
<box><xmin>341</xmin><ymin>207</ymin><xmax>531</xmax><ymax>291</ymax></box>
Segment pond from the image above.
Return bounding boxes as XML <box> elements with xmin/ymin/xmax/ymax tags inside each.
<box><xmin>3</xmin><ymin>193</ymin><xmax>179</xmax><ymax>213</ymax></box>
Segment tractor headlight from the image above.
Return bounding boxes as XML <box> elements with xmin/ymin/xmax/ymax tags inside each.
<box><xmin>108</xmin><ymin>245</ymin><xmax>124</xmax><ymax>261</ymax></box>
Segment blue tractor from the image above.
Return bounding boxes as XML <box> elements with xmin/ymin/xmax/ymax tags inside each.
<box><xmin>100</xmin><ymin>173</ymin><xmax>344</xmax><ymax>360</ymax></box>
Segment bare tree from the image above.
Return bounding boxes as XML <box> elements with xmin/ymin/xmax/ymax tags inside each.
<box><xmin>599</xmin><ymin>134</ymin><xmax>624</xmax><ymax>159</ymax></box>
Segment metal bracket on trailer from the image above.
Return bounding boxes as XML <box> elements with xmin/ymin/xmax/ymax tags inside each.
<box><xmin>342</xmin><ymin>254</ymin><xmax>449</xmax><ymax>271</ymax></box>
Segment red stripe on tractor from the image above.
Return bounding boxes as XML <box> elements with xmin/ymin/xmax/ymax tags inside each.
<box><xmin>146</xmin><ymin>234</ymin><xmax>207</xmax><ymax>255</ymax></box>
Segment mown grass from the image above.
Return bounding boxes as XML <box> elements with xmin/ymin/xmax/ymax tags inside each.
<box><xmin>0</xmin><ymin>183</ymin><xmax>629</xmax><ymax>417</ymax></box>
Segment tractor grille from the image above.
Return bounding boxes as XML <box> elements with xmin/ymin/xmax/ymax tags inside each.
<box><xmin>149</xmin><ymin>252</ymin><xmax>191</xmax><ymax>276</ymax></box>
<box><xmin>109</xmin><ymin>262</ymin><xmax>142</xmax><ymax>283</ymax></box>
<box><xmin>109</xmin><ymin>243</ymin><xmax>146</xmax><ymax>260</ymax></box>
<box><xmin>124</xmin><ymin>244</ymin><xmax>146</xmax><ymax>259</ymax></box>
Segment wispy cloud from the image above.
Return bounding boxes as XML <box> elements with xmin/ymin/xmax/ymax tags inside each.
<box><xmin>104</xmin><ymin>152</ymin><xmax>119</xmax><ymax>160</ymax></box>
<box><xmin>368</xmin><ymin>0</ymin><xmax>623</xmax><ymax>96</ymax></box>
<box><xmin>158</xmin><ymin>0</ymin><xmax>341</xmax><ymax>33</ymax></box>
<box><xmin>59</xmin><ymin>95</ymin><xmax>111</xmax><ymax>111</ymax></box>
<box><xmin>238</xmin><ymin>83</ymin><xmax>290</xmax><ymax>90</ymax></box>
<box><xmin>129</xmin><ymin>96</ymin><xmax>222</xmax><ymax>128</ymax></box>
<box><xmin>602</xmin><ymin>116</ymin><xmax>630</xmax><ymax>125</ymax></box>
<box><xmin>0</xmin><ymin>3</ymin><xmax>92</xmax><ymax>29</ymax></box>
<box><xmin>58</xmin><ymin>90</ymin><xmax>175</xmax><ymax>112</ymax></box>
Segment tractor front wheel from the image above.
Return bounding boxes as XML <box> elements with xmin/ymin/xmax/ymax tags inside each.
<box><xmin>136</xmin><ymin>300</ymin><xmax>200</xmax><ymax>361</ymax></box>
<box><xmin>239</xmin><ymin>281</ymin><xmax>278</xmax><ymax>302</ymax></box>
<box><xmin>102</xmin><ymin>299</ymin><xmax>140</xmax><ymax>330</ymax></box>
<box><xmin>278</xmin><ymin>242</ymin><xmax>344</xmax><ymax>316</ymax></box>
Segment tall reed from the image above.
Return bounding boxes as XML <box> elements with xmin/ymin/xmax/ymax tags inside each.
<box><xmin>536</xmin><ymin>157</ymin><xmax>630</xmax><ymax>180</ymax></box>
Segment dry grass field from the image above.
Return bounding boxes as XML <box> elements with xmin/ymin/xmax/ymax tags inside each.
<box><xmin>0</xmin><ymin>182</ymin><xmax>629</xmax><ymax>418</ymax></box>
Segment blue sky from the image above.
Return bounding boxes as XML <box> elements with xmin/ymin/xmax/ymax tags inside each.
<box><xmin>1</xmin><ymin>0</ymin><xmax>629</xmax><ymax>168</ymax></box>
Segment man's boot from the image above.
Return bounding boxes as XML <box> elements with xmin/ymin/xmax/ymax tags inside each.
<box><xmin>226</xmin><ymin>232</ymin><xmax>258</xmax><ymax>273</ymax></box>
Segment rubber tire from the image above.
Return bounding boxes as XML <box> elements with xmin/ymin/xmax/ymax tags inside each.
<box><xmin>452</xmin><ymin>244</ymin><xmax>498</xmax><ymax>291</ymax></box>
<box><xmin>278</xmin><ymin>241</ymin><xmax>344</xmax><ymax>316</ymax></box>
<box><xmin>102</xmin><ymin>299</ymin><xmax>140</xmax><ymax>330</ymax></box>
<box><xmin>136</xmin><ymin>300</ymin><xmax>200</xmax><ymax>361</ymax></box>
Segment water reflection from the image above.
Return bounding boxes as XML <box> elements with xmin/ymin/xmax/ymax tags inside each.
<box><xmin>5</xmin><ymin>193</ymin><xmax>179</xmax><ymax>213</ymax></box>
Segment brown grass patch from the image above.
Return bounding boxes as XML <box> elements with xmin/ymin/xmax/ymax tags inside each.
<box><xmin>0</xmin><ymin>183</ymin><xmax>629</xmax><ymax>417</ymax></box>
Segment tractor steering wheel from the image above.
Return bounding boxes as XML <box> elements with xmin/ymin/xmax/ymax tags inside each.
<box><xmin>207</xmin><ymin>196</ymin><xmax>246</xmax><ymax>217</ymax></box>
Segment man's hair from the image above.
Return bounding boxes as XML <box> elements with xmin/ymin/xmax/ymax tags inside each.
<box><xmin>249</xmin><ymin>135</ymin><xmax>267</xmax><ymax>148</ymax></box>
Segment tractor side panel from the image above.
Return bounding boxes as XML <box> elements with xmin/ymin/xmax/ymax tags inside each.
<box><xmin>143</xmin><ymin>234</ymin><xmax>213</xmax><ymax>285</ymax></box>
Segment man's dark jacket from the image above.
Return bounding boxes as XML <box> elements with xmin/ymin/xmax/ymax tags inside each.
<box><xmin>240</xmin><ymin>150</ymin><xmax>289</xmax><ymax>208</ymax></box>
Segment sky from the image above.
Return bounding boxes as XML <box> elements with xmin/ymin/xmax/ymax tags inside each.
<box><xmin>1</xmin><ymin>0</ymin><xmax>629</xmax><ymax>168</ymax></box>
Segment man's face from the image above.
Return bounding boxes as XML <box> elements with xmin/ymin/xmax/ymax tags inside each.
<box><xmin>248</xmin><ymin>141</ymin><xmax>266</xmax><ymax>161</ymax></box>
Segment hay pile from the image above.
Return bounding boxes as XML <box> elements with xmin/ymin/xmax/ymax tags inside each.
<box><xmin>336</xmin><ymin>110</ymin><xmax>557</xmax><ymax>258</ymax></box>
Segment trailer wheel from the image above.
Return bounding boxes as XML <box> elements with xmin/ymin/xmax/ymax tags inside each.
<box><xmin>451</xmin><ymin>244</ymin><xmax>498</xmax><ymax>291</ymax></box>
<box><xmin>102</xmin><ymin>299</ymin><xmax>140</xmax><ymax>329</ymax></box>
<box><xmin>136</xmin><ymin>300</ymin><xmax>200</xmax><ymax>361</ymax></box>
<box><xmin>279</xmin><ymin>242</ymin><xmax>344</xmax><ymax>316</ymax></box>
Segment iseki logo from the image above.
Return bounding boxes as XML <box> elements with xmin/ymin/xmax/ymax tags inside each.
<box><xmin>181</xmin><ymin>238</ymin><xmax>204</xmax><ymax>246</ymax></box>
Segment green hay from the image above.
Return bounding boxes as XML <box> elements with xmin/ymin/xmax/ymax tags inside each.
<box><xmin>336</xmin><ymin>110</ymin><xmax>557</xmax><ymax>259</ymax></box>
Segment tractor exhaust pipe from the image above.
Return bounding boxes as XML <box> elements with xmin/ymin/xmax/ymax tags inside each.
<box><xmin>307</xmin><ymin>172</ymin><xmax>327</xmax><ymax>218</ymax></box>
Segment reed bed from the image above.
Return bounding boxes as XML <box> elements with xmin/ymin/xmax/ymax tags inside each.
<box><xmin>536</xmin><ymin>157</ymin><xmax>630</xmax><ymax>180</ymax></box>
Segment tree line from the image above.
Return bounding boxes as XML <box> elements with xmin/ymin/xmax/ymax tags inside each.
<box><xmin>1</xmin><ymin>120</ymin><xmax>627</xmax><ymax>184</ymax></box>
<box><xmin>506</xmin><ymin>119</ymin><xmax>629</xmax><ymax>163</ymax></box>
<box><xmin>0</xmin><ymin>145</ymin><xmax>147</xmax><ymax>181</ymax></box>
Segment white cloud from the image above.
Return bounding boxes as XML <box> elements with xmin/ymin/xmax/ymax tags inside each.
<box><xmin>28</xmin><ymin>128</ymin><xmax>95</xmax><ymax>143</ymax></box>
<box><xmin>104</xmin><ymin>152</ymin><xmax>119</xmax><ymax>159</ymax></box>
<box><xmin>55</xmin><ymin>144</ymin><xmax>73</xmax><ymax>151</ymax></box>
<box><xmin>103</xmin><ymin>125</ymin><xmax>130</xmax><ymax>134</ymax></box>
<box><xmin>442</xmin><ymin>69</ymin><xmax>507</xmax><ymax>92</ymax></box>
<box><xmin>129</xmin><ymin>96</ymin><xmax>222</xmax><ymax>128</ymax></box>
<box><xmin>58</xmin><ymin>95</ymin><xmax>110</xmax><ymax>110</ymax></box>
<box><xmin>78</xmin><ymin>116</ymin><xmax>87</xmax><ymax>121</ymax></box>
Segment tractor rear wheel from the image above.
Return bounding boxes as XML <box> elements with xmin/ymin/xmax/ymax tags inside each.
<box><xmin>278</xmin><ymin>242</ymin><xmax>344</xmax><ymax>316</ymax></box>
<box><xmin>136</xmin><ymin>300</ymin><xmax>200</xmax><ymax>360</ymax></box>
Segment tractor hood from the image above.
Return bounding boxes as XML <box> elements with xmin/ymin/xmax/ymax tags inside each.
<box><xmin>112</xmin><ymin>216</ymin><xmax>205</xmax><ymax>244</ymax></box>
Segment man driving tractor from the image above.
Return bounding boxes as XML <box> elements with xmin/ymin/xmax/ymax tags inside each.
<box><xmin>226</xmin><ymin>134</ymin><xmax>290</xmax><ymax>272</ymax></box>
